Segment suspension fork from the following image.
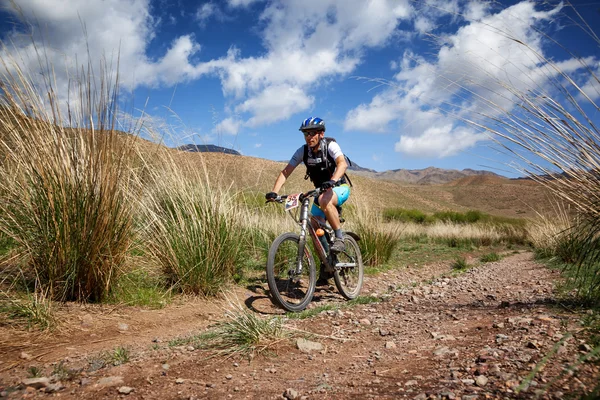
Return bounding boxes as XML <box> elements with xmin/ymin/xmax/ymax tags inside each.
<box><xmin>295</xmin><ymin>199</ymin><xmax>311</xmax><ymax>273</ymax></box>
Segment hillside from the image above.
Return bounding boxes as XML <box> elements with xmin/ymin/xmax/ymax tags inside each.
<box><xmin>168</xmin><ymin>149</ymin><xmax>554</xmax><ymax>219</ymax></box>
<box><xmin>177</xmin><ymin>145</ymin><xmax>500</xmax><ymax>185</ymax></box>
<box><xmin>353</xmin><ymin>166</ymin><xmax>502</xmax><ymax>185</ymax></box>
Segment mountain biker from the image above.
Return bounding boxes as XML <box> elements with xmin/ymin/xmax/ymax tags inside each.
<box><xmin>265</xmin><ymin>117</ymin><xmax>351</xmax><ymax>285</ymax></box>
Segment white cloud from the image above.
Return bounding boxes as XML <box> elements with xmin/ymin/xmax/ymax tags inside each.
<box><xmin>237</xmin><ymin>85</ymin><xmax>313</xmax><ymax>127</ymax></box>
<box><xmin>395</xmin><ymin>124</ymin><xmax>486</xmax><ymax>158</ymax></box>
<box><xmin>213</xmin><ymin>117</ymin><xmax>242</xmax><ymax>135</ymax></box>
<box><xmin>0</xmin><ymin>0</ymin><xmax>220</xmax><ymax>94</ymax></box>
<box><xmin>195</xmin><ymin>3</ymin><xmax>221</xmax><ymax>25</ymax></box>
<box><xmin>227</xmin><ymin>0</ymin><xmax>263</xmax><ymax>8</ymax></box>
<box><xmin>1</xmin><ymin>0</ymin><xmax>414</xmax><ymax>132</ymax></box>
<box><xmin>344</xmin><ymin>1</ymin><xmax>596</xmax><ymax>158</ymax></box>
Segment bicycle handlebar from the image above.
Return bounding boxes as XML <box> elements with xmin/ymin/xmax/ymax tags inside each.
<box><xmin>266</xmin><ymin>180</ymin><xmax>343</xmax><ymax>204</ymax></box>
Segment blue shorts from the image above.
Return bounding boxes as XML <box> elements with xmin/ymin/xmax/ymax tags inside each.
<box><xmin>311</xmin><ymin>184</ymin><xmax>351</xmax><ymax>219</ymax></box>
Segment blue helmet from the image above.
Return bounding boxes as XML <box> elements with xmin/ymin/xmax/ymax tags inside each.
<box><xmin>299</xmin><ymin>117</ymin><xmax>326</xmax><ymax>132</ymax></box>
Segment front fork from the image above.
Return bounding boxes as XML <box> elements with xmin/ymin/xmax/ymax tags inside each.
<box><xmin>295</xmin><ymin>201</ymin><xmax>310</xmax><ymax>275</ymax></box>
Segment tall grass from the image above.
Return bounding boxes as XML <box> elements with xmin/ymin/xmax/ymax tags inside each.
<box><xmin>350</xmin><ymin>206</ymin><xmax>400</xmax><ymax>267</ymax></box>
<box><xmin>0</xmin><ymin>46</ymin><xmax>136</xmax><ymax>301</ymax></box>
<box><xmin>450</xmin><ymin>9</ymin><xmax>600</xmax><ymax>302</ymax></box>
<box><xmin>136</xmin><ymin>150</ymin><xmax>247</xmax><ymax>295</ymax></box>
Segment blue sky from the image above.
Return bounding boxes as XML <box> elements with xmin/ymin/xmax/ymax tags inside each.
<box><xmin>1</xmin><ymin>0</ymin><xmax>599</xmax><ymax>177</ymax></box>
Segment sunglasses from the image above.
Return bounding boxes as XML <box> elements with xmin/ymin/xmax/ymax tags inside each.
<box><xmin>302</xmin><ymin>130</ymin><xmax>320</xmax><ymax>137</ymax></box>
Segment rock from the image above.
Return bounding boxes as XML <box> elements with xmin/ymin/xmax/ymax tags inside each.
<box><xmin>118</xmin><ymin>386</ymin><xmax>134</xmax><ymax>394</ymax></box>
<box><xmin>44</xmin><ymin>383</ymin><xmax>64</xmax><ymax>393</ymax></box>
<box><xmin>117</xmin><ymin>323</ymin><xmax>129</xmax><ymax>331</ymax></box>
<box><xmin>175</xmin><ymin>378</ymin><xmax>185</xmax><ymax>384</ymax></box>
<box><xmin>284</xmin><ymin>388</ymin><xmax>299</xmax><ymax>399</ymax></box>
<box><xmin>96</xmin><ymin>376</ymin><xmax>124</xmax><ymax>388</ymax></box>
<box><xmin>475</xmin><ymin>375</ymin><xmax>489</xmax><ymax>387</ymax></box>
<box><xmin>385</xmin><ymin>341</ymin><xmax>396</xmax><ymax>349</ymax></box>
<box><xmin>296</xmin><ymin>338</ymin><xmax>323</xmax><ymax>353</ymax></box>
<box><xmin>433</xmin><ymin>346</ymin><xmax>457</xmax><ymax>357</ymax></box>
<box><xmin>359</xmin><ymin>318</ymin><xmax>371</xmax><ymax>325</ymax></box>
<box><xmin>579</xmin><ymin>343</ymin><xmax>593</xmax><ymax>352</ymax></box>
<box><xmin>20</xmin><ymin>352</ymin><xmax>33</xmax><ymax>360</ymax></box>
<box><xmin>21</xmin><ymin>377</ymin><xmax>50</xmax><ymax>389</ymax></box>
<box><xmin>162</xmin><ymin>363</ymin><xmax>170</xmax><ymax>370</ymax></box>
<box><xmin>405</xmin><ymin>380</ymin><xmax>418</xmax><ymax>386</ymax></box>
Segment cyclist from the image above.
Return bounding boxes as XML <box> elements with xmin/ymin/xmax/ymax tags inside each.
<box><xmin>265</xmin><ymin>117</ymin><xmax>351</xmax><ymax>285</ymax></box>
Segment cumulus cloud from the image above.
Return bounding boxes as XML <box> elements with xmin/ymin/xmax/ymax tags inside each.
<box><xmin>237</xmin><ymin>85</ymin><xmax>314</xmax><ymax>127</ymax></box>
<box><xmin>0</xmin><ymin>0</ymin><xmax>222</xmax><ymax>95</ymax></box>
<box><xmin>344</xmin><ymin>1</ymin><xmax>596</xmax><ymax>158</ymax></box>
<box><xmin>1</xmin><ymin>0</ymin><xmax>414</xmax><ymax>134</ymax></box>
<box><xmin>213</xmin><ymin>117</ymin><xmax>242</xmax><ymax>135</ymax></box>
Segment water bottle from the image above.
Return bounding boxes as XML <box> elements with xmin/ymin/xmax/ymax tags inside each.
<box><xmin>319</xmin><ymin>232</ymin><xmax>330</xmax><ymax>254</ymax></box>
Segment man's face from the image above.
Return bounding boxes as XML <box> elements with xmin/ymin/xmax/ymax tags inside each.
<box><xmin>303</xmin><ymin>130</ymin><xmax>323</xmax><ymax>148</ymax></box>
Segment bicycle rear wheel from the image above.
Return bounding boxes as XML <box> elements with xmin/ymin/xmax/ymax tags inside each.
<box><xmin>333</xmin><ymin>234</ymin><xmax>364</xmax><ymax>300</ymax></box>
<box><xmin>266</xmin><ymin>232</ymin><xmax>316</xmax><ymax>312</ymax></box>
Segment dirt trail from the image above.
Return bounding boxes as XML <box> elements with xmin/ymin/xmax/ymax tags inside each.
<box><xmin>1</xmin><ymin>252</ymin><xmax>598</xmax><ymax>399</ymax></box>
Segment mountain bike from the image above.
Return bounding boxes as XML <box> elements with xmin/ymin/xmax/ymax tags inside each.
<box><xmin>265</xmin><ymin>186</ymin><xmax>364</xmax><ymax>312</ymax></box>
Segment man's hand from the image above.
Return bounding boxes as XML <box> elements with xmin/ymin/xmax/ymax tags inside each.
<box><xmin>320</xmin><ymin>180</ymin><xmax>337</xmax><ymax>191</ymax></box>
<box><xmin>265</xmin><ymin>192</ymin><xmax>278</xmax><ymax>201</ymax></box>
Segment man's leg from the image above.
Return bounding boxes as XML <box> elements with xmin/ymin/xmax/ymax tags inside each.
<box><xmin>318</xmin><ymin>190</ymin><xmax>345</xmax><ymax>253</ymax></box>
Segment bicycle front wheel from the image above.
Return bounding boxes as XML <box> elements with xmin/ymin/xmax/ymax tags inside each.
<box><xmin>266</xmin><ymin>232</ymin><xmax>316</xmax><ymax>312</ymax></box>
<box><xmin>333</xmin><ymin>234</ymin><xmax>364</xmax><ymax>300</ymax></box>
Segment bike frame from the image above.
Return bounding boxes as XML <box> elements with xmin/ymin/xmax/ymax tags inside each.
<box><xmin>290</xmin><ymin>193</ymin><xmax>335</xmax><ymax>274</ymax></box>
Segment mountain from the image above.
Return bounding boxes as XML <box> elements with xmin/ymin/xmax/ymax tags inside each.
<box><xmin>177</xmin><ymin>143</ymin><xmax>500</xmax><ymax>185</ymax></box>
<box><xmin>177</xmin><ymin>144</ymin><xmax>241</xmax><ymax>156</ymax></box>
<box><xmin>347</xmin><ymin>161</ymin><xmax>377</xmax><ymax>173</ymax></box>
<box><xmin>350</xmin><ymin>166</ymin><xmax>502</xmax><ymax>185</ymax></box>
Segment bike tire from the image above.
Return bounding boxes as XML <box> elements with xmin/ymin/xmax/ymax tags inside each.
<box><xmin>266</xmin><ymin>232</ymin><xmax>316</xmax><ymax>312</ymax></box>
<box><xmin>333</xmin><ymin>233</ymin><xmax>364</xmax><ymax>300</ymax></box>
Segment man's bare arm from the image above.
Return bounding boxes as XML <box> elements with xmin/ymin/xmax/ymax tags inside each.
<box><xmin>271</xmin><ymin>163</ymin><xmax>296</xmax><ymax>193</ymax></box>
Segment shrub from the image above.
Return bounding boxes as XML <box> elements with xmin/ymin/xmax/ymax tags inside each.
<box><xmin>137</xmin><ymin>153</ymin><xmax>247</xmax><ymax>296</ymax></box>
<box><xmin>451</xmin><ymin>256</ymin><xmax>469</xmax><ymax>271</ymax></box>
<box><xmin>383</xmin><ymin>208</ymin><xmax>430</xmax><ymax>224</ymax></box>
<box><xmin>352</xmin><ymin>214</ymin><xmax>399</xmax><ymax>267</ymax></box>
<box><xmin>480</xmin><ymin>252</ymin><xmax>501</xmax><ymax>263</ymax></box>
<box><xmin>0</xmin><ymin>51</ymin><xmax>135</xmax><ymax>302</ymax></box>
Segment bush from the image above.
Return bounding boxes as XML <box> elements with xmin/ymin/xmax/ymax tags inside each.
<box><xmin>451</xmin><ymin>256</ymin><xmax>469</xmax><ymax>271</ymax></box>
<box><xmin>480</xmin><ymin>252</ymin><xmax>501</xmax><ymax>263</ymax></box>
<box><xmin>0</xmin><ymin>53</ymin><xmax>135</xmax><ymax>302</ymax></box>
<box><xmin>354</xmin><ymin>222</ymin><xmax>399</xmax><ymax>267</ymax></box>
<box><xmin>383</xmin><ymin>208</ymin><xmax>430</xmax><ymax>224</ymax></box>
<box><xmin>137</xmin><ymin>153</ymin><xmax>247</xmax><ymax>296</ymax></box>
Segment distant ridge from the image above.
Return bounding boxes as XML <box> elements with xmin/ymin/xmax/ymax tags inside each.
<box><xmin>176</xmin><ymin>144</ymin><xmax>500</xmax><ymax>185</ymax></box>
<box><xmin>177</xmin><ymin>144</ymin><xmax>241</xmax><ymax>156</ymax></box>
<box><xmin>352</xmin><ymin>166</ymin><xmax>501</xmax><ymax>185</ymax></box>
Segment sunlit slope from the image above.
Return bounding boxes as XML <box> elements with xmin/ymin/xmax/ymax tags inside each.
<box><xmin>169</xmin><ymin>150</ymin><xmax>553</xmax><ymax>218</ymax></box>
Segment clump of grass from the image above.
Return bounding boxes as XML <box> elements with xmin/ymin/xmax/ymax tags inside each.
<box><xmin>352</xmin><ymin>208</ymin><xmax>399</xmax><ymax>267</ymax></box>
<box><xmin>137</xmin><ymin>151</ymin><xmax>247</xmax><ymax>296</ymax></box>
<box><xmin>51</xmin><ymin>361</ymin><xmax>75</xmax><ymax>381</ymax></box>
<box><xmin>108</xmin><ymin>346</ymin><xmax>130</xmax><ymax>366</ymax></box>
<box><xmin>26</xmin><ymin>366</ymin><xmax>43</xmax><ymax>378</ymax></box>
<box><xmin>383</xmin><ymin>208</ymin><xmax>431</xmax><ymax>224</ymax></box>
<box><xmin>286</xmin><ymin>304</ymin><xmax>337</xmax><ymax>320</ymax></box>
<box><xmin>106</xmin><ymin>267</ymin><xmax>170</xmax><ymax>309</ymax></box>
<box><xmin>0</xmin><ymin>287</ymin><xmax>56</xmax><ymax>331</ymax></box>
<box><xmin>0</xmin><ymin>46</ymin><xmax>136</xmax><ymax>302</ymax></box>
<box><xmin>205</xmin><ymin>303</ymin><xmax>289</xmax><ymax>358</ymax></box>
<box><xmin>451</xmin><ymin>256</ymin><xmax>469</xmax><ymax>271</ymax></box>
<box><xmin>480</xmin><ymin>252</ymin><xmax>501</xmax><ymax>263</ymax></box>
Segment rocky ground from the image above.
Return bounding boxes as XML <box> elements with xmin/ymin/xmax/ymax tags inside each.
<box><xmin>1</xmin><ymin>251</ymin><xmax>598</xmax><ymax>399</ymax></box>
